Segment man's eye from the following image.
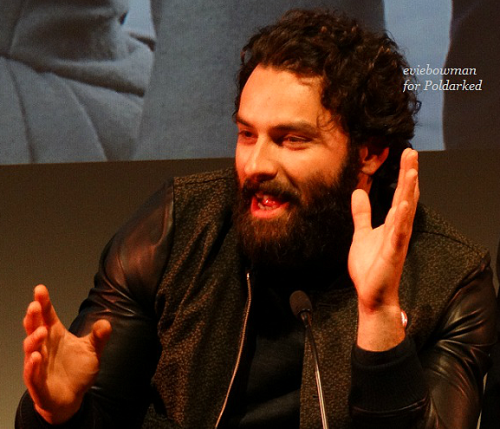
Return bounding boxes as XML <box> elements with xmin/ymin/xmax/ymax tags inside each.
<box><xmin>282</xmin><ymin>136</ymin><xmax>308</xmax><ymax>145</ymax></box>
<box><xmin>238</xmin><ymin>130</ymin><xmax>255</xmax><ymax>140</ymax></box>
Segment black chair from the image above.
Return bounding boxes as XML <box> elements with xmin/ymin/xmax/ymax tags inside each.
<box><xmin>479</xmin><ymin>239</ymin><xmax>500</xmax><ymax>428</ymax></box>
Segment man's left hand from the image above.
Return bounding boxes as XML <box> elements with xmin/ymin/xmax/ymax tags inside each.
<box><xmin>348</xmin><ymin>148</ymin><xmax>419</xmax><ymax>351</ymax></box>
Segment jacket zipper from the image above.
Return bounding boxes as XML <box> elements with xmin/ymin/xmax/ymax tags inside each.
<box><xmin>215</xmin><ymin>270</ymin><xmax>253</xmax><ymax>428</ymax></box>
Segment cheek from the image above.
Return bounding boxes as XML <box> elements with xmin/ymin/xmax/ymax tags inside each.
<box><xmin>306</xmin><ymin>148</ymin><xmax>349</xmax><ymax>180</ymax></box>
<box><xmin>282</xmin><ymin>155</ymin><xmax>333</xmax><ymax>186</ymax></box>
<box><xmin>291</xmin><ymin>160</ymin><xmax>343</xmax><ymax>198</ymax></box>
<box><xmin>234</xmin><ymin>145</ymin><xmax>247</xmax><ymax>182</ymax></box>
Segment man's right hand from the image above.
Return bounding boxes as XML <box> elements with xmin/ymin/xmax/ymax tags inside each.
<box><xmin>23</xmin><ymin>285</ymin><xmax>112</xmax><ymax>425</ymax></box>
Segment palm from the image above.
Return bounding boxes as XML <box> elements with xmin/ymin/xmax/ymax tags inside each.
<box><xmin>23</xmin><ymin>285</ymin><xmax>111</xmax><ymax>423</ymax></box>
<box><xmin>348</xmin><ymin>149</ymin><xmax>419</xmax><ymax>311</ymax></box>
<box><xmin>31</xmin><ymin>322</ymin><xmax>101</xmax><ymax>410</ymax></box>
<box><xmin>348</xmin><ymin>205</ymin><xmax>406</xmax><ymax>308</ymax></box>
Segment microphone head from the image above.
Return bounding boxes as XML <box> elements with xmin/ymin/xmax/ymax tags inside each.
<box><xmin>289</xmin><ymin>290</ymin><xmax>313</xmax><ymax>319</ymax></box>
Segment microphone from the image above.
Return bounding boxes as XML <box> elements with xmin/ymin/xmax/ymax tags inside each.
<box><xmin>290</xmin><ymin>291</ymin><xmax>330</xmax><ymax>429</ymax></box>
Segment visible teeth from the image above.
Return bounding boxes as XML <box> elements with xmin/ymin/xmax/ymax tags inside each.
<box><xmin>257</xmin><ymin>194</ymin><xmax>279</xmax><ymax>210</ymax></box>
<box><xmin>258</xmin><ymin>199</ymin><xmax>272</xmax><ymax>210</ymax></box>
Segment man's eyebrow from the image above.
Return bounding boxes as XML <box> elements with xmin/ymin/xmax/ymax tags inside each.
<box><xmin>273</xmin><ymin>121</ymin><xmax>319</xmax><ymax>136</ymax></box>
<box><xmin>235</xmin><ymin>114</ymin><xmax>319</xmax><ymax>136</ymax></box>
<box><xmin>234</xmin><ymin>114</ymin><xmax>251</xmax><ymax>127</ymax></box>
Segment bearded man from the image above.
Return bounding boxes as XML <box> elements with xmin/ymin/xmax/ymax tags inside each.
<box><xmin>17</xmin><ymin>9</ymin><xmax>496</xmax><ymax>429</ymax></box>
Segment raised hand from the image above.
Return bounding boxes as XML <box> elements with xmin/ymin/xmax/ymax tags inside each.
<box><xmin>23</xmin><ymin>285</ymin><xmax>111</xmax><ymax>424</ymax></box>
<box><xmin>348</xmin><ymin>148</ymin><xmax>419</xmax><ymax>350</ymax></box>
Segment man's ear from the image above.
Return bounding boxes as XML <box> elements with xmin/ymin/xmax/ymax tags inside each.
<box><xmin>358</xmin><ymin>143</ymin><xmax>389</xmax><ymax>176</ymax></box>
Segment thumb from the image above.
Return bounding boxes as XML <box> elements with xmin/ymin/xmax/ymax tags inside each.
<box><xmin>351</xmin><ymin>189</ymin><xmax>372</xmax><ymax>235</ymax></box>
<box><xmin>88</xmin><ymin>320</ymin><xmax>112</xmax><ymax>358</ymax></box>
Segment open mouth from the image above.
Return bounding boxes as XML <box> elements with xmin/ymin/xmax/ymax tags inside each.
<box><xmin>250</xmin><ymin>192</ymin><xmax>290</xmax><ymax>219</ymax></box>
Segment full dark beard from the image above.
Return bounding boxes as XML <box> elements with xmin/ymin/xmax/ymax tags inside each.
<box><xmin>233</xmin><ymin>149</ymin><xmax>360</xmax><ymax>270</ymax></box>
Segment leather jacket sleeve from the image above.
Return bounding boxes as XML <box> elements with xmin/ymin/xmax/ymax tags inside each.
<box><xmin>350</xmin><ymin>263</ymin><xmax>497</xmax><ymax>428</ymax></box>
<box><xmin>16</xmin><ymin>179</ymin><xmax>497</xmax><ymax>428</ymax></box>
<box><xmin>479</xmin><ymin>246</ymin><xmax>500</xmax><ymax>429</ymax></box>
<box><xmin>16</xmin><ymin>181</ymin><xmax>175</xmax><ymax>428</ymax></box>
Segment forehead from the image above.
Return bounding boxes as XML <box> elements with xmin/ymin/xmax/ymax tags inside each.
<box><xmin>238</xmin><ymin>65</ymin><xmax>330</xmax><ymax>126</ymax></box>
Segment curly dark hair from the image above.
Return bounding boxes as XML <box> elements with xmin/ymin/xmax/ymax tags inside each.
<box><xmin>236</xmin><ymin>9</ymin><xmax>420</xmax><ymax>185</ymax></box>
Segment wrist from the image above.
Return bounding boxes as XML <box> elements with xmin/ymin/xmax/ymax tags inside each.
<box><xmin>357</xmin><ymin>304</ymin><xmax>406</xmax><ymax>352</ymax></box>
<box><xmin>35</xmin><ymin>397</ymin><xmax>84</xmax><ymax>425</ymax></box>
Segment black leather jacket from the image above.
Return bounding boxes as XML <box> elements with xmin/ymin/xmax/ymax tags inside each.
<box><xmin>16</xmin><ymin>169</ymin><xmax>498</xmax><ymax>428</ymax></box>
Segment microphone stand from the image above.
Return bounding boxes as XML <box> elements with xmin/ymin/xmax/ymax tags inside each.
<box><xmin>300</xmin><ymin>310</ymin><xmax>330</xmax><ymax>429</ymax></box>
<box><xmin>290</xmin><ymin>290</ymin><xmax>330</xmax><ymax>429</ymax></box>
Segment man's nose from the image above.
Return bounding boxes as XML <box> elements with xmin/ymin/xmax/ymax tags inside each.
<box><xmin>243</xmin><ymin>138</ymin><xmax>278</xmax><ymax>181</ymax></box>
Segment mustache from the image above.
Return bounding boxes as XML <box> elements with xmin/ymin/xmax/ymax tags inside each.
<box><xmin>241</xmin><ymin>179</ymin><xmax>301</xmax><ymax>204</ymax></box>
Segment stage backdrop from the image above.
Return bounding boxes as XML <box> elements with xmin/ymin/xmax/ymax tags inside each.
<box><xmin>1</xmin><ymin>0</ymin><xmax>498</xmax><ymax>164</ymax></box>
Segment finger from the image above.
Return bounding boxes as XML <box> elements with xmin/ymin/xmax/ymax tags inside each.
<box><xmin>89</xmin><ymin>319</ymin><xmax>112</xmax><ymax>359</ymax></box>
<box><xmin>404</xmin><ymin>148</ymin><xmax>419</xmax><ymax>173</ymax></box>
<box><xmin>384</xmin><ymin>204</ymin><xmax>397</xmax><ymax>231</ymax></box>
<box><xmin>392</xmin><ymin>148</ymin><xmax>411</xmax><ymax>207</ymax></box>
<box><xmin>402</xmin><ymin>150</ymin><xmax>418</xmax><ymax>192</ymax></box>
<box><xmin>412</xmin><ymin>160</ymin><xmax>420</xmax><ymax>208</ymax></box>
<box><xmin>24</xmin><ymin>351</ymin><xmax>44</xmax><ymax>404</ymax></box>
<box><xmin>401</xmin><ymin>167</ymin><xmax>419</xmax><ymax>216</ymax></box>
<box><xmin>393</xmin><ymin>148</ymin><xmax>418</xmax><ymax>208</ymax></box>
<box><xmin>34</xmin><ymin>285</ymin><xmax>60</xmax><ymax>326</ymax></box>
<box><xmin>24</xmin><ymin>301</ymin><xmax>43</xmax><ymax>335</ymax></box>
<box><xmin>391</xmin><ymin>169</ymin><xmax>419</xmax><ymax>247</ymax></box>
<box><xmin>351</xmin><ymin>189</ymin><xmax>372</xmax><ymax>235</ymax></box>
<box><xmin>392</xmin><ymin>200</ymin><xmax>412</xmax><ymax>251</ymax></box>
<box><xmin>24</xmin><ymin>351</ymin><xmax>36</xmax><ymax>386</ymax></box>
<box><xmin>394</xmin><ymin>154</ymin><xmax>419</xmax><ymax>216</ymax></box>
<box><xmin>23</xmin><ymin>326</ymin><xmax>48</xmax><ymax>357</ymax></box>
